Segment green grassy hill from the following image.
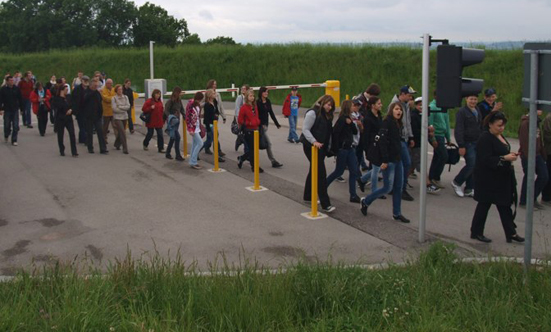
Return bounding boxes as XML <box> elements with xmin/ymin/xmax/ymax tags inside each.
<box><xmin>0</xmin><ymin>44</ymin><xmax>524</xmax><ymax>135</ymax></box>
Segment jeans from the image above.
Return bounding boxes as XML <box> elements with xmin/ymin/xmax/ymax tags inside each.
<box><xmin>37</xmin><ymin>105</ymin><xmax>49</xmax><ymax>136</ymax></box>
<box><xmin>85</xmin><ymin>118</ymin><xmax>107</xmax><ymax>152</ymax></box>
<box><xmin>144</xmin><ymin>127</ymin><xmax>164</xmax><ymax>151</ymax></box>
<box><xmin>454</xmin><ymin>142</ymin><xmax>476</xmax><ymax>191</ymax></box>
<box><xmin>543</xmin><ymin>154</ymin><xmax>551</xmax><ymax>202</ymax></box>
<box><xmin>103</xmin><ymin>116</ymin><xmax>114</xmax><ymax>142</ymax></box>
<box><xmin>3</xmin><ymin>110</ymin><xmax>20</xmax><ymax>142</ymax></box>
<box><xmin>303</xmin><ymin>143</ymin><xmax>331</xmax><ymax>209</ymax></box>
<box><xmin>127</xmin><ymin>109</ymin><xmax>134</xmax><ymax>132</ymax></box>
<box><xmin>22</xmin><ymin>99</ymin><xmax>31</xmax><ymax>126</ymax></box>
<box><xmin>361</xmin><ymin>161</ymin><xmax>404</xmax><ymax>217</ymax></box>
<box><xmin>400</xmin><ymin>141</ymin><xmax>411</xmax><ymax>190</ymax></box>
<box><xmin>429</xmin><ymin>136</ymin><xmax>448</xmax><ymax>182</ymax></box>
<box><xmin>520</xmin><ymin>155</ymin><xmax>549</xmax><ymax>204</ymax></box>
<box><xmin>166</xmin><ymin>129</ymin><xmax>182</xmax><ymax>157</ymax></box>
<box><xmin>56</xmin><ymin>118</ymin><xmax>77</xmax><ymax>156</ymax></box>
<box><xmin>263</xmin><ymin>125</ymin><xmax>276</xmax><ymax>163</ymax></box>
<box><xmin>288</xmin><ymin>115</ymin><xmax>299</xmax><ymax>141</ymax></box>
<box><xmin>202</xmin><ymin>126</ymin><xmax>222</xmax><ymax>153</ymax></box>
<box><xmin>189</xmin><ymin>132</ymin><xmax>202</xmax><ymax>166</ymax></box>
<box><xmin>326</xmin><ymin>148</ymin><xmax>360</xmax><ymax>198</ymax></box>
<box><xmin>470</xmin><ymin>202</ymin><xmax>516</xmax><ymax>239</ymax></box>
<box><xmin>356</xmin><ymin>144</ymin><xmax>368</xmax><ymax>169</ymax></box>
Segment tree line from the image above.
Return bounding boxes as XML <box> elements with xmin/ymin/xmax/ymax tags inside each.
<box><xmin>0</xmin><ymin>0</ymin><xmax>236</xmax><ymax>53</ymax></box>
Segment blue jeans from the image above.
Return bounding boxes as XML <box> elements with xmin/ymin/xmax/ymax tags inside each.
<box><xmin>3</xmin><ymin>110</ymin><xmax>20</xmax><ymax>142</ymax></box>
<box><xmin>400</xmin><ymin>141</ymin><xmax>411</xmax><ymax>190</ymax></box>
<box><xmin>166</xmin><ymin>130</ymin><xmax>182</xmax><ymax>157</ymax></box>
<box><xmin>288</xmin><ymin>115</ymin><xmax>299</xmax><ymax>141</ymax></box>
<box><xmin>356</xmin><ymin>145</ymin><xmax>368</xmax><ymax>169</ymax></box>
<box><xmin>520</xmin><ymin>155</ymin><xmax>549</xmax><ymax>204</ymax></box>
<box><xmin>326</xmin><ymin>148</ymin><xmax>360</xmax><ymax>198</ymax></box>
<box><xmin>454</xmin><ymin>142</ymin><xmax>476</xmax><ymax>191</ymax></box>
<box><xmin>22</xmin><ymin>99</ymin><xmax>31</xmax><ymax>126</ymax></box>
<box><xmin>189</xmin><ymin>132</ymin><xmax>202</xmax><ymax>166</ymax></box>
<box><xmin>202</xmin><ymin>125</ymin><xmax>213</xmax><ymax>151</ymax></box>
<box><xmin>429</xmin><ymin>136</ymin><xmax>448</xmax><ymax>181</ymax></box>
<box><xmin>360</xmin><ymin>165</ymin><xmax>381</xmax><ymax>192</ymax></box>
<box><xmin>361</xmin><ymin>161</ymin><xmax>404</xmax><ymax>216</ymax></box>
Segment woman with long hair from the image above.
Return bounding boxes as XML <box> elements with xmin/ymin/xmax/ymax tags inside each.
<box><xmin>326</xmin><ymin>99</ymin><xmax>361</xmax><ymax>203</ymax></box>
<box><xmin>202</xmin><ymin>89</ymin><xmax>225</xmax><ymax>162</ymax></box>
<box><xmin>164</xmin><ymin>86</ymin><xmax>185</xmax><ymax>161</ymax></box>
<box><xmin>237</xmin><ymin>89</ymin><xmax>262</xmax><ymax>172</ymax></box>
<box><xmin>111</xmin><ymin>84</ymin><xmax>130</xmax><ymax>154</ymax></box>
<box><xmin>469</xmin><ymin>111</ymin><xmax>524</xmax><ymax>243</ymax></box>
<box><xmin>29</xmin><ymin>81</ymin><xmax>52</xmax><ymax>136</ymax></box>
<box><xmin>358</xmin><ymin>96</ymin><xmax>384</xmax><ymax>193</ymax></box>
<box><xmin>142</xmin><ymin>89</ymin><xmax>165</xmax><ymax>152</ymax></box>
<box><xmin>186</xmin><ymin>91</ymin><xmax>205</xmax><ymax>169</ymax></box>
<box><xmin>300</xmin><ymin>95</ymin><xmax>336</xmax><ymax>213</ymax></box>
<box><xmin>257</xmin><ymin>86</ymin><xmax>283</xmax><ymax>168</ymax></box>
<box><xmin>360</xmin><ymin>102</ymin><xmax>410</xmax><ymax>223</ymax></box>
<box><xmin>206</xmin><ymin>79</ymin><xmax>227</xmax><ymax>125</ymax></box>
<box><xmin>52</xmin><ymin>84</ymin><xmax>78</xmax><ymax>157</ymax></box>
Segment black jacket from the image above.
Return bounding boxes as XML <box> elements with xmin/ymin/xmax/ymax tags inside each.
<box><xmin>82</xmin><ymin>89</ymin><xmax>103</xmax><ymax>121</ymax></box>
<box><xmin>454</xmin><ymin>106</ymin><xmax>482</xmax><ymax>147</ymax></box>
<box><xmin>362</xmin><ymin>110</ymin><xmax>382</xmax><ymax>153</ymax></box>
<box><xmin>256</xmin><ymin>98</ymin><xmax>280</xmax><ymax>127</ymax></box>
<box><xmin>203</xmin><ymin>101</ymin><xmax>218</xmax><ymax>127</ymax></box>
<box><xmin>123</xmin><ymin>86</ymin><xmax>134</xmax><ymax>108</ymax></box>
<box><xmin>474</xmin><ymin>131</ymin><xmax>515</xmax><ymax>205</ymax></box>
<box><xmin>52</xmin><ymin>96</ymin><xmax>72</xmax><ymax>123</ymax></box>
<box><xmin>331</xmin><ymin>116</ymin><xmax>358</xmax><ymax>153</ymax></box>
<box><xmin>0</xmin><ymin>85</ymin><xmax>23</xmax><ymax>112</ymax></box>
<box><xmin>71</xmin><ymin>85</ymin><xmax>86</xmax><ymax>115</ymax></box>
<box><xmin>379</xmin><ymin>117</ymin><xmax>402</xmax><ymax>164</ymax></box>
<box><xmin>411</xmin><ymin>109</ymin><xmax>422</xmax><ymax>148</ymax></box>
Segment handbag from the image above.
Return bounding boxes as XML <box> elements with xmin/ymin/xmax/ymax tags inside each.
<box><xmin>366</xmin><ymin>128</ymin><xmax>387</xmax><ymax>167</ymax></box>
<box><xmin>231</xmin><ymin>117</ymin><xmax>240</xmax><ymax>135</ymax></box>
<box><xmin>139</xmin><ymin>112</ymin><xmax>151</xmax><ymax>123</ymax></box>
<box><xmin>446</xmin><ymin>143</ymin><xmax>461</xmax><ymax>171</ymax></box>
<box><xmin>200</xmin><ymin>124</ymin><xmax>206</xmax><ymax>139</ymax></box>
<box><xmin>259</xmin><ymin>126</ymin><xmax>268</xmax><ymax>150</ymax></box>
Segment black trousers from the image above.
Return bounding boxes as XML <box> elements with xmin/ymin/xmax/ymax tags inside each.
<box><xmin>543</xmin><ymin>154</ymin><xmax>551</xmax><ymax>202</ymax></box>
<box><xmin>239</xmin><ymin>130</ymin><xmax>256</xmax><ymax>167</ymax></box>
<box><xmin>56</xmin><ymin>118</ymin><xmax>77</xmax><ymax>156</ymax></box>
<box><xmin>302</xmin><ymin>142</ymin><xmax>331</xmax><ymax>209</ymax></box>
<box><xmin>37</xmin><ymin>105</ymin><xmax>49</xmax><ymax>136</ymax></box>
<box><xmin>85</xmin><ymin>118</ymin><xmax>107</xmax><ymax>152</ymax></box>
<box><xmin>143</xmin><ymin>127</ymin><xmax>164</xmax><ymax>151</ymax></box>
<box><xmin>76</xmin><ymin>114</ymin><xmax>87</xmax><ymax>144</ymax></box>
<box><xmin>470</xmin><ymin>202</ymin><xmax>516</xmax><ymax>239</ymax></box>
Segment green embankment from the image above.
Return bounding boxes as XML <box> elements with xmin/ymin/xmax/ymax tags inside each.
<box><xmin>0</xmin><ymin>44</ymin><xmax>524</xmax><ymax>135</ymax></box>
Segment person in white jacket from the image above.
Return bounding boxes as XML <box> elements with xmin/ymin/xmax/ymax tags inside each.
<box><xmin>111</xmin><ymin>84</ymin><xmax>130</xmax><ymax>154</ymax></box>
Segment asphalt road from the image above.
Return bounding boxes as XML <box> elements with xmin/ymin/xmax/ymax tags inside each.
<box><xmin>1</xmin><ymin>100</ymin><xmax>549</xmax><ymax>274</ymax></box>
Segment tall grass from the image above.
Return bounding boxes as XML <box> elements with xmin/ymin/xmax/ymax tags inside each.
<box><xmin>1</xmin><ymin>243</ymin><xmax>550</xmax><ymax>331</ymax></box>
<box><xmin>0</xmin><ymin>44</ymin><xmax>524</xmax><ymax>135</ymax></box>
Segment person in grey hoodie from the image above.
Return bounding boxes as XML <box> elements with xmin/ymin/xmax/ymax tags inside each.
<box><xmin>388</xmin><ymin>85</ymin><xmax>416</xmax><ymax>201</ymax></box>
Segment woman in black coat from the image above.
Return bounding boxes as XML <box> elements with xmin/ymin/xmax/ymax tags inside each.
<box><xmin>470</xmin><ymin>111</ymin><xmax>524</xmax><ymax>243</ymax></box>
<box><xmin>52</xmin><ymin>84</ymin><xmax>78</xmax><ymax>157</ymax></box>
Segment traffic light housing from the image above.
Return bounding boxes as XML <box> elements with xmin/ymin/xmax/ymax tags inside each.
<box><xmin>436</xmin><ymin>45</ymin><xmax>485</xmax><ymax>108</ymax></box>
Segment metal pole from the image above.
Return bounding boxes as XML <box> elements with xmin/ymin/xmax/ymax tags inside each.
<box><xmin>213</xmin><ymin>120</ymin><xmax>219</xmax><ymax>172</ymax></box>
<box><xmin>254</xmin><ymin>130</ymin><xmax>260</xmax><ymax>190</ymax></box>
<box><xmin>311</xmin><ymin>146</ymin><xmax>319</xmax><ymax>217</ymax></box>
<box><xmin>524</xmin><ymin>50</ymin><xmax>539</xmax><ymax>272</ymax></box>
<box><xmin>419</xmin><ymin>33</ymin><xmax>430</xmax><ymax>243</ymax></box>
<box><xmin>149</xmin><ymin>41</ymin><xmax>155</xmax><ymax>79</ymax></box>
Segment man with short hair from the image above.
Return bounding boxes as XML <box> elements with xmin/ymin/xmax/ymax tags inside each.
<box><xmin>452</xmin><ymin>94</ymin><xmax>482</xmax><ymax>197</ymax></box>
<box><xmin>428</xmin><ymin>91</ymin><xmax>452</xmax><ymax>188</ymax></box>
<box><xmin>100</xmin><ymin>78</ymin><xmax>116</xmax><ymax>143</ymax></box>
<box><xmin>0</xmin><ymin>76</ymin><xmax>24</xmax><ymax>145</ymax></box>
<box><xmin>389</xmin><ymin>85</ymin><xmax>417</xmax><ymax>201</ymax></box>
<box><xmin>71</xmin><ymin>75</ymin><xmax>90</xmax><ymax>144</ymax></box>
<box><xmin>123</xmin><ymin>79</ymin><xmax>135</xmax><ymax>134</ymax></box>
<box><xmin>477</xmin><ymin>88</ymin><xmax>502</xmax><ymax>121</ymax></box>
<box><xmin>82</xmin><ymin>79</ymin><xmax>108</xmax><ymax>154</ymax></box>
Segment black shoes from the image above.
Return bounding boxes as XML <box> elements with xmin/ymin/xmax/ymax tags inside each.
<box><xmin>219</xmin><ymin>151</ymin><xmax>226</xmax><ymax>157</ymax></box>
<box><xmin>166</xmin><ymin>154</ymin><xmax>173</xmax><ymax>160</ymax></box>
<box><xmin>251</xmin><ymin>167</ymin><xmax>264</xmax><ymax>173</ymax></box>
<box><xmin>237</xmin><ymin>156</ymin><xmax>244</xmax><ymax>169</ymax></box>
<box><xmin>402</xmin><ymin>190</ymin><xmax>414</xmax><ymax>201</ymax></box>
<box><xmin>360</xmin><ymin>199</ymin><xmax>368</xmax><ymax>216</ymax></box>
<box><xmin>100</xmin><ymin>150</ymin><xmax>109</xmax><ymax>155</ymax></box>
<box><xmin>357</xmin><ymin>179</ymin><xmax>366</xmax><ymax>193</ymax></box>
<box><xmin>272</xmin><ymin>161</ymin><xmax>283</xmax><ymax>168</ymax></box>
<box><xmin>218</xmin><ymin>157</ymin><xmax>225</xmax><ymax>163</ymax></box>
<box><xmin>175</xmin><ymin>156</ymin><xmax>185</xmax><ymax>161</ymax></box>
<box><xmin>393</xmin><ymin>215</ymin><xmax>410</xmax><ymax>223</ymax></box>
<box><xmin>205</xmin><ymin>149</ymin><xmax>213</xmax><ymax>155</ymax></box>
<box><xmin>471</xmin><ymin>234</ymin><xmax>492</xmax><ymax>243</ymax></box>
<box><xmin>350</xmin><ymin>196</ymin><xmax>361</xmax><ymax>203</ymax></box>
<box><xmin>506</xmin><ymin>234</ymin><xmax>525</xmax><ymax>243</ymax></box>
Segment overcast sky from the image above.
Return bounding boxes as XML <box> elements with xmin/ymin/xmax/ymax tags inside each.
<box><xmin>132</xmin><ymin>0</ymin><xmax>551</xmax><ymax>44</ymax></box>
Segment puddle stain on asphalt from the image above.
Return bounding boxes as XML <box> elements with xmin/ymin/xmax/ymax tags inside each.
<box><xmin>262</xmin><ymin>245</ymin><xmax>304</xmax><ymax>258</ymax></box>
<box><xmin>34</xmin><ymin>218</ymin><xmax>65</xmax><ymax>227</ymax></box>
<box><xmin>85</xmin><ymin>245</ymin><xmax>103</xmax><ymax>261</ymax></box>
<box><xmin>2</xmin><ymin>240</ymin><xmax>32</xmax><ymax>258</ymax></box>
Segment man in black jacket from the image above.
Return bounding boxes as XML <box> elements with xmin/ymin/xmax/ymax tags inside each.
<box><xmin>71</xmin><ymin>75</ymin><xmax>89</xmax><ymax>144</ymax></box>
<box><xmin>82</xmin><ymin>79</ymin><xmax>107</xmax><ymax>154</ymax></box>
<box><xmin>123</xmin><ymin>79</ymin><xmax>135</xmax><ymax>134</ymax></box>
<box><xmin>0</xmin><ymin>76</ymin><xmax>23</xmax><ymax>145</ymax></box>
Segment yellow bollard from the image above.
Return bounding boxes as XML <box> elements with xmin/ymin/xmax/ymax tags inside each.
<box><xmin>325</xmin><ymin>80</ymin><xmax>340</xmax><ymax>106</ymax></box>
<box><xmin>310</xmin><ymin>145</ymin><xmax>319</xmax><ymax>217</ymax></box>
<box><xmin>346</xmin><ymin>94</ymin><xmax>350</xmax><ymax>100</ymax></box>
<box><xmin>253</xmin><ymin>130</ymin><xmax>260</xmax><ymax>190</ymax></box>
<box><xmin>182</xmin><ymin>119</ymin><xmax>188</xmax><ymax>157</ymax></box>
<box><xmin>213</xmin><ymin>120</ymin><xmax>219</xmax><ymax>172</ymax></box>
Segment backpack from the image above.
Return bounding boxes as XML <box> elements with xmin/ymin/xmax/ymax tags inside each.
<box><xmin>366</xmin><ymin>128</ymin><xmax>387</xmax><ymax>167</ymax></box>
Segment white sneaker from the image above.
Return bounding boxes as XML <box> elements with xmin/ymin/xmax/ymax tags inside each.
<box><xmin>12</xmin><ymin>142</ymin><xmax>18</xmax><ymax>146</ymax></box>
<box><xmin>464</xmin><ymin>190</ymin><xmax>474</xmax><ymax>198</ymax></box>
<box><xmin>322</xmin><ymin>206</ymin><xmax>336</xmax><ymax>213</ymax></box>
<box><xmin>451</xmin><ymin>180</ymin><xmax>464</xmax><ymax>197</ymax></box>
<box><xmin>427</xmin><ymin>184</ymin><xmax>441</xmax><ymax>195</ymax></box>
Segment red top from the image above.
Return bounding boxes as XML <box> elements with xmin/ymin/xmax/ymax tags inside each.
<box><xmin>142</xmin><ymin>98</ymin><xmax>164</xmax><ymax>128</ymax></box>
<box><xmin>282</xmin><ymin>93</ymin><xmax>302</xmax><ymax>116</ymax></box>
<box><xmin>29</xmin><ymin>89</ymin><xmax>52</xmax><ymax>114</ymax></box>
<box><xmin>19</xmin><ymin>80</ymin><xmax>34</xmax><ymax>100</ymax></box>
<box><xmin>238</xmin><ymin>104</ymin><xmax>260</xmax><ymax>130</ymax></box>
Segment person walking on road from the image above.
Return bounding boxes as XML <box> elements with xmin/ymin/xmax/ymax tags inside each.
<box><xmin>257</xmin><ymin>86</ymin><xmax>283</xmax><ymax>168</ymax></box>
<box><xmin>282</xmin><ymin>87</ymin><xmax>302</xmax><ymax>143</ymax></box>
<box><xmin>123</xmin><ymin>79</ymin><xmax>135</xmax><ymax>134</ymax></box>
<box><xmin>518</xmin><ymin>109</ymin><xmax>548</xmax><ymax>210</ymax></box>
<box><xmin>360</xmin><ymin>102</ymin><xmax>410</xmax><ymax>223</ymax></box>
<box><xmin>0</xmin><ymin>75</ymin><xmax>23</xmax><ymax>145</ymax></box>
<box><xmin>452</xmin><ymin>94</ymin><xmax>482</xmax><ymax>198</ymax></box>
<box><xmin>111</xmin><ymin>84</ymin><xmax>130</xmax><ymax>154</ymax></box>
<box><xmin>358</xmin><ymin>96</ymin><xmax>384</xmax><ymax>194</ymax></box>
<box><xmin>237</xmin><ymin>89</ymin><xmax>262</xmax><ymax>172</ymax></box>
<box><xmin>202</xmin><ymin>89</ymin><xmax>225</xmax><ymax>162</ymax></box>
<box><xmin>52</xmin><ymin>84</ymin><xmax>78</xmax><ymax>157</ymax></box>
<box><xmin>300</xmin><ymin>95</ymin><xmax>336</xmax><ymax>213</ymax></box>
<box><xmin>469</xmin><ymin>111</ymin><xmax>524</xmax><ymax>244</ymax></box>
<box><xmin>71</xmin><ymin>75</ymin><xmax>89</xmax><ymax>144</ymax></box>
<box><xmin>428</xmin><ymin>92</ymin><xmax>452</xmax><ymax>189</ymax></box>
<box><xmin>206</xmin><ymin>79</ymin><xmax>227</xmax><ymax>124</ymax></box>
<box><xmin>18</xmin><ymin>71</ymin><xmax>34</xmax><ymax>128</ymax></box>
<box><xmin>186</xmin><ymin>92</ymin><xmax>205</xmax><ymax>169</ymax></box>
<box><xmin>164</xmin><ymin>86</ymin><xmax>185</xmax><ymax>161</ymax></box>
<box><xmin>234</xmin><ymin>84</ymin><xmax>250</xmax><ymax>152</ymax></box>
<box><xmin>326</xmin><ymin>100</ymin><xmax>361</xmax><ymax>203</ymax></box>
<box><xmin>100</xmin><ymin>79</ymin><xmax>116</xmax><ymax>143</ymax></box>
<box><xmin>83</xmin><ymin>79</ymin><xmax>108</xmax><ymax>154</ymax></box>
<box><xmin>29</xmin><ymin>82</ymin><xmax>52</xmax><ymax>137</ymax></box>
<box><xmin>142</xmin><ymin>89</ymin><xmax>165</xmax><ymax>153</ymax></box>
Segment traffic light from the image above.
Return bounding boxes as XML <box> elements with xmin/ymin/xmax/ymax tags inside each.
<box><xmin>436</xmin><ymin>45</ymin><xmax>485</xmax><ymax>108</ymax></box>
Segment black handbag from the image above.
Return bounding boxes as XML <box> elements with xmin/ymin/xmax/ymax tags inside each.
<box><xmin>259</xmin><ymin>126</ymin><xmax>268</xmax><ymax>150</ymax></box>
<box><xmin>366</xmin><ymin>128</ymin><xmax>387</xmax><ymax>167</ymax></box>
<box><xmin>446</xmin><ymin>143</ymin><xmax>461</xmax><ymax>171</ymax></box>
<box><xmin>231</xmin><ymin>117</ymin><xmax>240</xmax><ymax>135</ymax></box>
<box><xmin>139</xmin><ymin>112</ymin><xmax>151</xmax><ymax>123</ymax></box>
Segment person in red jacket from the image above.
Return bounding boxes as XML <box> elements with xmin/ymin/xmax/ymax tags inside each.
<box><xmin>18</xmin><ymin>71</ymin><xmax>35</xmax><ymax>128</ymax></box>
<box><xmin>142</xmin><ymin>89</ymin><xmax>165</xmax><ymax>152</ymax></box>
<box><xmin>29</xmin><ymin>82</ymin><xmax>51</xmax><ymax>136</ymax></box>
<box><xmin>237</xmin><ymin>90</ymin><xmax>262</xmax><ymax>172</ymax></box>
<box><xmin>282</xmin><ymin>87</ymin><xmax>302</xmax><ymax>143</ymax></box>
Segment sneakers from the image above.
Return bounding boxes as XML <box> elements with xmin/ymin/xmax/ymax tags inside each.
<box><xmin>464</xmin><ymin>189</ymin><xmax>474</xmax><ymax>198</ymax></box>
<box><xmin>219</xmin><ymin>151</ymin><xmax>226</xmax><ymax>157</ymax></box>
<box><xmin>205</xmin><ymin>149</ymin><xmax>213</xmax><ymax>155</ymax></box>
<box><xmin>12</xmin><ymin>142</ymin><xmax>18</xmax><ymax>146</ymax></box>
<box><xmin>402</xmin><ymin>190</ymin><xmax>414</xmax><ymax>201</ymax></box>
<box><xmin>360</xmin><ymin>199</ymin><xmax>368</xmax><ymax>216</ymax></box>
<box><xmin>272</xmin><ymin>161</ymin><xmax>283</xmax><ymax>168</ymax></box>
<box><xmin>293</xmin><ymin>139</ymin><xmax>301</xmax><ymax>144</ymax></box>
<box><xmin>431</xmin><ymin>179</ymin><xmax>445</xmax><ymax>189</ymax></box>
<box><xmin>237</xmin><ymin>156</ymin><xmax>244</xmax><ymax>169</ymax></box>
<box><xmin>393</xmin><ymin>215</ymin><xmax>410</xmax><ymax>223</ymax></box>
<box><xmin>409</xmin><ymin>172</ymin><xmax>417</xmax><ymax>179</ymax></box>
<box><xmin>143</xmin><ymin>145</ymin><xmax>148</xmax><ymax>151</ymax></box>
<box><xmin>191</xmin><ymin>164</ymin><xmax>202</xmax><ymax>170</ymax></box>
<box><xmin>357</xmin><ymin>178</ymin><xmax>366</xmax><ymax>193</ymax></box>
<box><xmin>350</xmin><ymin>196</ymin><xmax>361</xmax><ymax>203</ymax></box>
<box><xmin>336</xmin><ymin>176</ymin><xmax>346</xmax><ymax>183</ymax></box>
<box><xmin>427</xmin><ymin>184</ymin><xmax>441</xmax><ymax>195</ymax></box>
<box><xmin>451</xmin><ymin>180</ymin><xmax>464</xmax><ymax>197</ymax></box>
<box><xmin>322</xmin><ymin>206</ymin><xmax>336</xmax><ymax>213</ymax></box>
<box><xmin>287</xmin><ymin>138</ymin><xmax>295</xmax><ymax>143</ymax></box>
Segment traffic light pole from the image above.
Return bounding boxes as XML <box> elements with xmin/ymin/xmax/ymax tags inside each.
<box><xmin>419</xmin><ymin>33</ymin><xmax>430</xmax><ymax>243</ymax></box>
